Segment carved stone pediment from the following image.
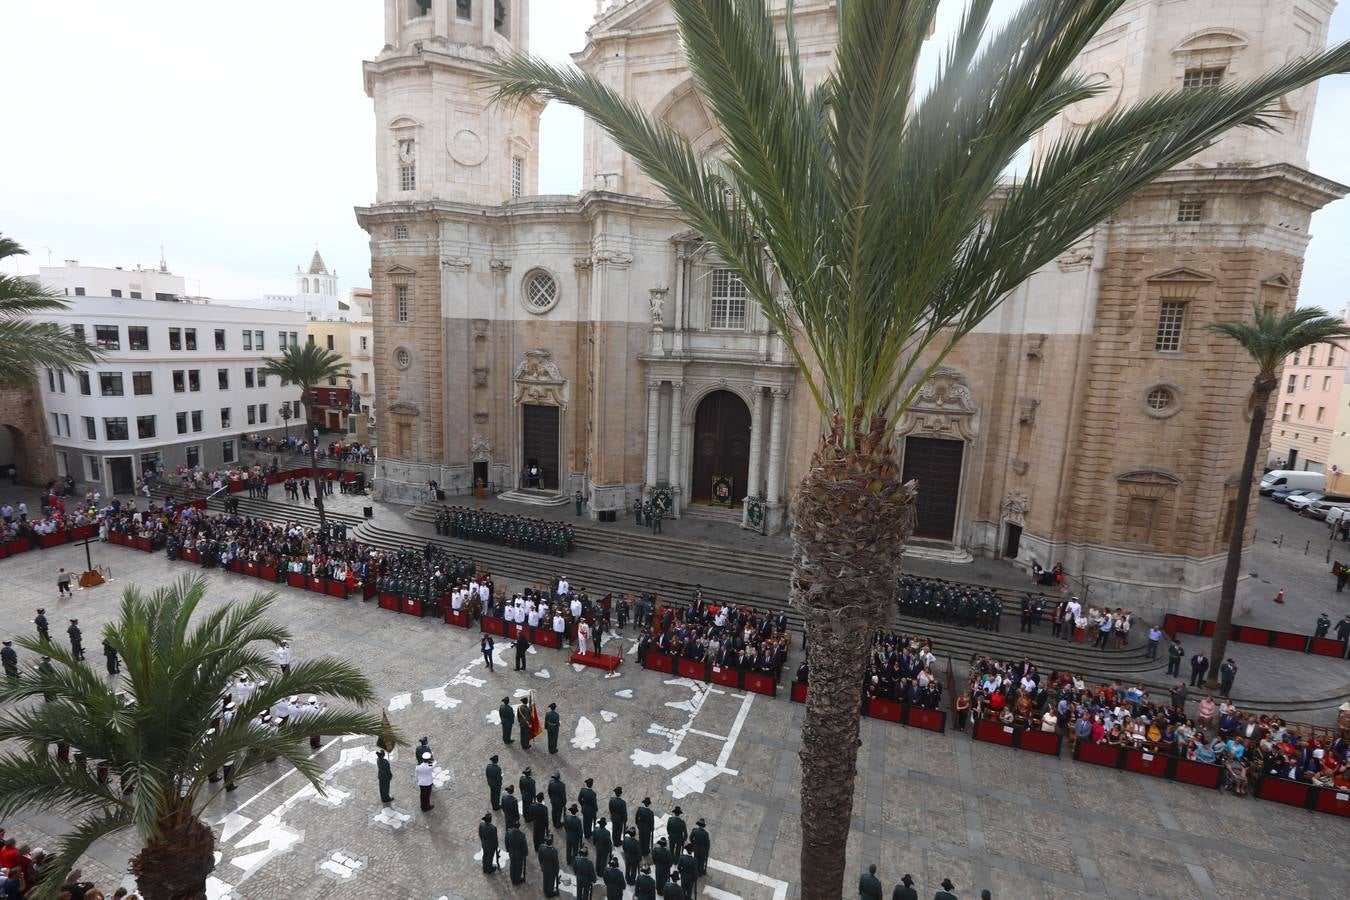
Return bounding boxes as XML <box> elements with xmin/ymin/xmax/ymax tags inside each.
<box><xmin>513</xmin><ymin>348</ymin><xmax>567</xmax><ymax>407</ymax></box>
<box><xmin>1002</xmin><ymin>493</ymin><xmax>1029</xmax><ymax>526</ymax></box>
<box><xmin>896</xmin><ymin>366</ymin><xmax>979</xmax><ymax>441</ymax></box>
<box><xmin>387</xmin><ymin>401</ymin><xmax>420</xmax><ymax>417</ymax></box>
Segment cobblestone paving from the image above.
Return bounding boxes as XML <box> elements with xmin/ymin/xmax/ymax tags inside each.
<box><xmin>0</xmin><ymin>539</ymin><xmax>1346</xmax><ymax>899</ymax></box>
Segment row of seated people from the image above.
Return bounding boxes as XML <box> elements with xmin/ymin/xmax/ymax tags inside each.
<box><xmin>959</xmin><ymin>654</ymin><xmax>1350</xmax><ymax>796</ymax></box>
<box><xmin>434</xmin><ymin>505</ymin><xmax>574</xmax><ymax>556</ymax></box>
<box><xmin>792</xmin><ymin>629</ymin><xmax>944</xmax><ymax>711</ymax></box>
<box><xmin>638</xmin><ymin>597</ymin><xmax>790</xmax><ymax>679</ymax></box>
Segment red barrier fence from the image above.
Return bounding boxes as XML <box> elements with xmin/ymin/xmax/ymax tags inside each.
<box><xmin>1163</xmin><ymin>613</ymin><xmax>1348</xmax><ymax>659</ymax></box>
<box><xmin>786</xmin><ymin>680</ymin><xmax>946</xmax><ymax>733</ymax></box>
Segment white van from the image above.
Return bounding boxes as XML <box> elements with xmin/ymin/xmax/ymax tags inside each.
<box><xmin>1259</xmin><ymin>470</ymin><xmax>1326</xmax><ymax>496</ymax></box>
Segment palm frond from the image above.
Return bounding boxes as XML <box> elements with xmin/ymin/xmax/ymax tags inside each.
<box><xmin>21</xmin><ymin>808</ymin><xmax>135</xmax><ymax>900</ymax></box>
<box><xmin>1212</xmin><ymin>305</ymin><xmax>1350</xmax><ymax>376</ymax></box>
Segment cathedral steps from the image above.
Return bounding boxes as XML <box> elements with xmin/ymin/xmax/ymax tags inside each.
<box><xmin>157</xmin><ymin>493</ymin><xmax>1349</xmax><ymax>714</ymax></box>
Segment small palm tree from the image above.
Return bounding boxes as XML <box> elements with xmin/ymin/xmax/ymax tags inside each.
<box><xmin>0</xmin><ymin>576</ymin><xmax>395</xmax><ymax>900</ymax></box>
<box><xmin>0</xmin><ymin>234</ymin><xmax>100</xmax><ymax>385</ymax></box>
<box><xmin>487</xmin><ymin>1</ymin><xmax>1350</xmax><ymax>894</ymax></box>
<box><xmin>259</xmin><ymin>343</ymin><xmax>351</xmax><ymax>528</ymax></box>
<box><xmin>1208</xmin><ymin>307</ymin><xmax>1350</xmax><ymax>685</ymax></box>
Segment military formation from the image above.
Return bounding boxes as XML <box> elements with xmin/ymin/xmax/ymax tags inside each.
<box><xmin>435</xmin><ymin>506</ymin><xmax>575</xmax><ymax>557</ymax></box>
<box><xmin>897</xmin><ymin>575</ymin><xmax>1006</xmax><ymax>631</ymax></box>
<box><xmin>477</xmin><ymin>760</ymin><xmax>713</xmax><ymax>900</ymax></box>
<box><xmin>373</xmin><ymin>545</ymin><xmax>479</xmax><ymax>603</ymax></box>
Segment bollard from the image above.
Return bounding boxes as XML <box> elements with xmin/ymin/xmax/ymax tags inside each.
<box><xmin>1278</xmin><ymin>534</ymin><xmax>1284</xmax><ymax>548</ymax></box>
<box><xmin>1306</xmin><ymin>540</ymin><xmax>1311</xmax><ymax>555</ymax></box>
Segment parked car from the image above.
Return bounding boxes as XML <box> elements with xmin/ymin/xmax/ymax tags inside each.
<box><xmin>1260</xmin><ymin>469</ymin><xmax>1326</xmax><ymax>496</ymax></box>
<box><xmin>1326</xmin><ymin>506</ymin><xmax>1350</xmax><ymax>530</ymax></box>
<box><xmin>1272</xmin><ymin>488</ymin><xmax>1314</xmax><ymax>505</ymax></box>
<box><xmin>1286</xmin><ymin>491</ymin><xmax>1328</xmax><ymax>511</ymax></box>
<box><xmin>1301</xmin><ymin>494</ymin><xmax>1350</xmax><ymax>518</ymax></box>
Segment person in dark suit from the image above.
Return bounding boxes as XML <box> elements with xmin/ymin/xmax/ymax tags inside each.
<box><xmin>564</xmin><ymin>804</ymin><xmax>584</xmax><ymax>867</ymax></box>
<box><xmin>1189</xmin><ymin>652</ymin><xmax>1209</xmax><ymax>687</ymax></box>
<box><xmin>501</xmin><ymin>785</ymin><xmax>521</xmax><ymax>828</ymax></box>
<box><xmin>482</xmin><ymin>635</ymin><xmax>495</xmax><ymax>670</ymax></box>
<box><xmin>573</xmin><ymin>846</ymin><xmax>597</xmax><ymax>900</ymax></box>
<box><xmin>892</xmin><ymin>873</ymin><xmax>918</xmax><ymax>900</ymax></box>
<box><xmin>548</xmin><ymin>772</ymin><xmax>568</xmax><ymax>827</ymax></box>
<box><xmin>578</xmin><ymin>778</ymin><xmax>599</xmax><ymax>837</ymax></box>
<box><xmin>622</xmin><ymin>827</ymin><xmax>642</xmax><ymax>885</ymax></box>
<box><xmin>934</xmin><ymin>877</ymin><xmax>958</xmax><ymax>900</ymax></box>
<box><xmin>635</xmin><ymin>863</ymin><xmax>658</xmax><ymax>900</ymax></box>
<box><xmin>677</xmin><ymin>844</ymin><xmax>700</xmax><ymax>898</ymax></box>
<box><xmin>859</xmin><ymin>864</ymin><xmax>884</xmax><ymax>899</ymax></box>
<box><xmin>593</xmin><ymin>818</ymin><xmax>613</xmax><ymax>874</ymax></box>
<box><xmin>530</xmin><ymin>792</ymin><xmax>550</xmax><ymax>852</ymax></box>
<box><xmin>635</xmin><ymin>797</ymin><xmax>656</xmax><ymax>857</ymax></box>
<box><xmin>603</xmin><ymin>856</ymin><xmax>627</xmax><ymax>899</ymax></box>
<box><xmin>515</xmin><ymin>630</ymin><xmax>531</xmax><ymax>671</ymax></box>
<box><xmin>652</xmin><ymin>837</ymin><xmax>674</xmax><ymax>890</ymax></box>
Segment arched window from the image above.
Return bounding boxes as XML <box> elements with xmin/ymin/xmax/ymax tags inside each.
<box><xmin>494</xmin><ymin>0</ymin><xmax>508</xmax><ymax>36</ymax></box>
<box><xmin>457</xmin><ymin>0</ymin><xmax>472</xmax><ymax>20</ymax></box>
<box><xmin>303</xmin><ymin>278</ymin><xmax>310</xmax><ymax>293</ymax></box>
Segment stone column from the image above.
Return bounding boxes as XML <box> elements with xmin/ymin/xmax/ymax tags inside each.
<box><xmin>667</xmin><ymin>380</ymin><xmax>684</xmax><ymax>511</ymax></box>
<box><xmin>766</xmin><ymin>389</ymin><xmax>789</xmax><ymax>504</ymax></box>
<box><xmin>744</xmin><ymin>389</ymin><xmax>764</xmax><ymax>500</ymax></box>
<box><xmin>644</xmin><ymin>381</ymin><xmax>661</xmax><ymax>490</ymax></box>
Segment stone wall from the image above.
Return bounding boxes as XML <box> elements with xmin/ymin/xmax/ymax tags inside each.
<box><xmin>0</xmin><ymin>383</ymin><xmax>54</xmax><ymax>485</ymax></box>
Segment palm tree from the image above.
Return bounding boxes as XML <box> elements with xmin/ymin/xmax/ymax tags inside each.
<box><xmin>486</xmin><ymin>1</ymin><xmax>1350</xmax><ymax>894</ymax></box>
<box><xmin>259</xmin><ymin>343</ymin><xmax>351</xmax><ymax>529</ymax></box>
<box><xmin>0</xmin><ymin>576</ymin><xmax>395</xmax><ymax>900</ymax></box>
<box><xmin>0</xmin><ymin>234</ymin><xmax>100</xmax><ymax>385</ymax></box>
<box><xmin>1207</xmin><ymin>307</ymin><xmax>1350</xmax><ymax>686</ymax></box>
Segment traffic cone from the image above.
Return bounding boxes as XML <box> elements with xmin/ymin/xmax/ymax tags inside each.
<box><xmin>1274</xmin><ymin>589</ymin><xmax>1285</xmax><ymax>604</ymax></box>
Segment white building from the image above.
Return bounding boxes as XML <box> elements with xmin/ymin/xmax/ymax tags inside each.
<box><xmin>32</xmin><ymin>262</ymin><xmax>305</xmax><ymax>494</ymax></box>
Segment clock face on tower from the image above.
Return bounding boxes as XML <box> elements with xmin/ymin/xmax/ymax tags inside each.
<box><xmin>397</xmin><ymin>139</ymin><xmax>416</xmax><ymax>163</ymax></box>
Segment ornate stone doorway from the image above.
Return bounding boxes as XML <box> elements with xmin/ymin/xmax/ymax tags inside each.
<box><xmin>901</xmin><ymin>436</ymin><xmax>965</xmax><ymax>541</ymax></box>
<box><xmin>690</xmin><ymin>390</ymin><xmax>751</xmax><ymax>504</ymax></box>
<box><xmin>521</xmin><ymin>404</ymin><xmax>560</xmax><ymax>490</ymax></box>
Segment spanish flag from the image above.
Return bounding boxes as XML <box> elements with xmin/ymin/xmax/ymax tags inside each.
<box><xmin>375</xmin><ymin>707</ymin><xmax>394</xmax><ymax>751</ymax></box>
<box><xmin>528</xmin><ymin>694</ymin><xmax>543</xmax><ymax>740</ymax></box>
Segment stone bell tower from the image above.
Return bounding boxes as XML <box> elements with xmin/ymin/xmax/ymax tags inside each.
<box><xmin>365</xmin><ymin>0</ymin><xmax>541</xmax><ymax>206</ymax></box>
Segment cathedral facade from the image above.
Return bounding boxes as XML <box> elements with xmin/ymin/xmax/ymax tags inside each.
<box><xmin>356</xmin><ymin>0</ymin><xmax>1343</xmax><ymax>616</ymax></box>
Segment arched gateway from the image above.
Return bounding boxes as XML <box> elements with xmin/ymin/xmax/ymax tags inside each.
<box><xmin>690</xmin><ymin>389</ymin><xmax>751</xmax><ymax>505</ymax></box>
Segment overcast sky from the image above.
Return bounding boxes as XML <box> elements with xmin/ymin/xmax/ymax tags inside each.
<box><xmin>3</xmin><ymin>0</ymin><xmax>1349</xmax><ymax>309</ymax></box>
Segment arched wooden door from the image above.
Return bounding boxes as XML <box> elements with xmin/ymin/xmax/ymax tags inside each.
<box><xmin>690</xmin><ymin>390</ymin><xmax>751</xmax><ymax>504</ymax></box>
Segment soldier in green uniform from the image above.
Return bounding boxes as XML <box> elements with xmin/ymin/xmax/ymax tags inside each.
<box><xmin>547</xmin><ymin>772</ymin><xmax>567</xmax><ymax>827</ymax></box>
<box><xmin>501</xmin><ymin>785</ymin><xmax>521</xmax><ymax>828</ymax></box>
<box><xmin>635</xmin><ymin>797</ymin><xmax>656</xmax><ymax>857</ymax></box>
<box><xmin>608</xmin><ymin>786</ymin><xmax>627</xmax><ymax>845</ymax></box>
<box><xmin>578</xmin><ymin>777</ymin><xmax>599</xmax><ymax>838</ymax></box>
<box><xmin>37</xmin><ymin>655</ymin><xmax>55</xmax><ymax>702</ymax></box>
<box><xmin>662</xmin><ymin>872</ymin><xmax>684</xmax><ymax>900</ymax></box>
<box><xmin>859</xmin><ymin>863</ymin><xmax>883</xmax><ymax>899</ymax></box>
<box><xmin>539</xmin><ymin>833</ymin><xmax>561</xmax><ymax>898</ymax></box>
<box><xmin>622</xmin><ymin>827</ymin><xmax>642</xmax><ymax>885</ymax></box>
<box><xmin>545</xmin><ymin>702</ymin><xmax>561</xmax><ymax>754</ymax></box>
<box><xmin>690</xmin><ymin>819</ymin><xmax>710</xmax><ymax>876</ymax></box>
<box><xmin>665</xmin><ymin>807</ymin><xmax>687</xmax><ymax>859</ymax></box>
<box><xmin>34</xmin><ymin>608</ymin><xmax>49</xmax><ymax>643</ymax></box>
<box><xmin>635</xmin><ymin>863</ymin><xmax>658</xmax><ymax>900</ymax></box>
<box><xmin>376</xmin><ymin>750</ymin><xmax>394</xmax><ymax>803</ymax></box>
<box><xmin>892</xmin><ymin>873</ymin><xmax>918</xmax><ymax>900</ymax></box>
<box><xmin>499</xmin><ymin>697</ymin><xmax>515</xmax><ymax>744</ymax></box>
<box><xmin>652</xmin><ymin>837</ymin><xmax>674</xmax><ymax>890</ymax></box>
<box><xmin>67</xmin><ymin>618</ymin><xmax>84</xmax><ymax>660</ymax></box>
<box><xmin>520</xmin><ymin>767</ymin><xmax>537</xmax><ymax>807</ymax></box>
<box><xmin>602</xmin><ymin>856</ymin><xmax>626</xmax><ymax>899</ymax></box>
<box><xmin>564</xmin><ymin>803</ymin><xmax>584</xmax><ymax>867</ymax></box>
<box><xmin>479</xmin><ymin>813</ymin><xmax>500</xmax><ymax>874</ymax></box>
<box><xmin>505</xmin><ymin>820</ymin><xmax>530</xmax><ymax>885</ymax></box>
<box><xmin>934</xmin><ymin>877</ymin><xmax>957</xmax><ymax>900</ymax></box>
<box><xmin>677</xmin><ymin>845</ymin><xmax>699</xmax><ymax>899</ymax></box>
<box><xmin>573</xmin><ymin>846</ymin><xmax>597</xmax><ymax>899</ymax></box>
<box><xmin>529</xmin><ymin>792</ymin><xmax>550</xmax><ymax>852</ymax></box>
<box><xmin>518</xmin><ymin>698</ymin><xmax>534</xmax><ymax>749</ymax></box>
<box><xmin>486</xmin><ymin>754</ymin><xmax>503</xmax><ymax>810</ymax></box>
<box><xmin>592</xmin><ymin>817</ymin><xmax>613</xmax><ymax>872</ymax></box>
<box><xmin>1</xmin><ymin>641</ymin><xmax>18</xmax><ymax>680</ymax></box>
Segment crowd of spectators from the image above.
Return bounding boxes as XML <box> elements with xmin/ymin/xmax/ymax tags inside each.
<box><xmin>960</xmin><ymin>653</ymin><xmax>1350</xmax><ymax>796</ymax></box>
<box><xmin>241</xmin><ymin>433</ymin><xmax>375</xmax><ymax>465</ymax></box>
<box><xmin>861</xmin><ymin>630</ymin><xmax>943</xmax><ymax>709</ymax></box>
<box><xmin>638</xmin><ymin>593</ymin><xmax>790</xmax><ymax>679</ymax></box>
<box><xmin>0</xmin><ymin>828</ymin><xmax>136</xmax><ymax>898</ymax></box>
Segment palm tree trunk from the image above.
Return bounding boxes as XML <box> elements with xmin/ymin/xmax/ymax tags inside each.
<box><xmin>1206</xmin><ymin>381</ymin><xmax>1272</xmax><ymax>688</ymax></box>
<box><xmin>792</xmin><ymin>412</ymin><xmax>915</xmax><ymax>899</ymax></box>
<box><xmin>129</xmin><ymin>809</ymin><xmax>215</xmax><ymax>900</ymax></box>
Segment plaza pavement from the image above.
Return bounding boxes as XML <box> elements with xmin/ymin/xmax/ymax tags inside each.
<box><xmin>0</xmin><ymin>536</ymin><xmax>1347</xmax><ymax>899</ymax></box>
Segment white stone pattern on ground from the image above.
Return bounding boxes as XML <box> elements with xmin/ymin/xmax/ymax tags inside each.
<box><xmin>600</xmin><ymin>710</ymin><xmax>617</xmax><ymax>722</ymax></box>
<box><xmin>570</xmin><ymin>715</ymin><xmax>599</xmax><ymax>749</ymax></box>
<box><xmin>534</xmin><ymin>668</ymin><xmax>552</xmax><ymax>679</ymax></box>
<box><xmin>630</xmin><ymin>678</ymin><xmax>754</xmax><ymax>798</ymax></box>
<box><xmin>317</xmin><ymin>850</ymin><xmax>364</xmax><ymax>880</ymax></box>
<box><xmin>614</xmin><ymin>689</ymin><xmax>634</xmax><ymax>698</ymax></box>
